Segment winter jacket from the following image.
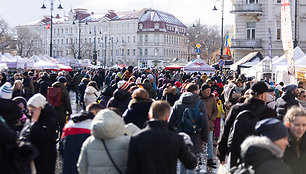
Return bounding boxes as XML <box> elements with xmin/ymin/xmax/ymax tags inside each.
<box><xmin>229</xmin><ymin>85</ymin><xmax>245</xmax><ymax>106</ymax></box>
<box><xmin>283</xmin><ymin>132</ymin><xmax>306</xmax><ymax>174</ymax></box>
<box><xmin>143</xmin><ymin>80</ymin><xmax>157</xmax><ymax>99</ymax></box>
<box><xmin>107</xmin><ymin>88</ymin><xmax>131</xmax><ymax>114</ymax></box>
<box><xmin>52</xmin><ymin>82</ymin><xmax>72</xmax><ymax>125</ymax></box>
<box><xmin>126</xmin><ymin>120</ymin><xmax>197</xmax><ymax>174</ymax></box>
<box><xmin>169</xmin><ymin>92</ymin><xmax>209</xmax><ymax>153</ymax></box>
<box><xmin>266</xmin><ymin>92</ymin><xmax>276</xmax><ymax>109</ymax></box>
<box><xmin>100</xmin><ymin>86</ymin><xmax>113</xmax><ymax>109</ymax></box>
<box><xmin>84</xmin><ymin>86</ymin><xmax>100</xmax><ymax>107</ymax></box>
<box><xmin>77</xmin><ymin>109</ymin><xmax>140</xmax><ymax>174</ymax></box>
<box><xmin>201</xmin><ymin>95</ymin><xmax>218</xmax><ymax>131</ymax></box>
<box><xmin>73</xmin><ymin>72</ymin><xmax>84</xmax><ymax>89</ymax></box>
<box><xmin>241</xmin><ymin>136</ymin><xmax>292</xmax><ymax>174</ymax></box>
<box><xmin>223</xmin><ymin>82</ymin><xmax>235</xmax><ymax>107</ymax></box>
<box><xmin>37</xmin><ymin>75</ymin><xmax>52</xmax><ymax>98</ymax></box>
<box><xmin>19</xmin><ymin>104</ymin><xmax>57</xmax><ymax>174</ymax></box>
<box><xmin>216</xmin><ymin>100</ymin><xmax>225</xmax><ymax>118</ymax></box>
<box><xmin>22</xmin><ymin>77</ymin><xmax>34</xmax><ymax>100</ymax></box>
<box><xmin>275</xmin><ymin>91</ymin><xmax>299</xmax><ymax>120</ymax></box>
<box><xmin>61</xmin><ymin>111</ymin><xmax>93</xmax><ymax>174</ymax></box>
<box><xmin>162</xmin><ymin>90</ymin><xmax>179</xmax><ymax>106</ymax></box>
<box><xmin>123</xmin><ymin>98</ymin><xmax>153</xmax><ymax>129</ymax></box>
<box><xmin>217</xmin><ymin>98</ymin><xmax>277</xmax><ymax>166</ymax></box>
<box><xmin>298</xmin><ymin>99</ymin><xmax>306</xmax><ymax>109</ymax></box>
<box><xmin>0</xmin><ymin>98</ymin><xmax>22</xmax><ymax>131</ymax></box>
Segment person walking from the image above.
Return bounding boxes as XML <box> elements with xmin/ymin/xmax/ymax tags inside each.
<box><xmin>126</xmin><ymin>101</ymin><xmax>197</xmax><ymax>174</ymax></box>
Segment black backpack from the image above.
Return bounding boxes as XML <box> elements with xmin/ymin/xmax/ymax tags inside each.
<box><xmin>227</xmin><ymin>105</ymin><xmax>266</xmax><ymax>151</ymax></box>
<box><xmin>178</xmin><ymin>100</ymin><xmax>203</xmax><ymax>134</ymax></box>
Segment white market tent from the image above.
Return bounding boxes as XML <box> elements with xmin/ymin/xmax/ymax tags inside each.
<box><xmin>183</xmin><ymin>58</ymin><xmax>215</xmax><ymax>74</ymax></box>
<box><xmin>230</xmin><ymin>52</ymin><xmax>263</xmax><ymax>71</ymax></box>
<box><xmin>0</xmin><ymin>63</ymin><xmax>8</xmax><ymax>72</ymax></box>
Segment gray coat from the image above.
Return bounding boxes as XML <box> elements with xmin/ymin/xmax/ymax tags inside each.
<box><xmin>169</xmin><ymin>92</ymin><xmax>209</xmax><ymax>153</ymax></box>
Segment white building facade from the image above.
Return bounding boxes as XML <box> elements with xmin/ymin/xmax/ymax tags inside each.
<box><xmin>230</xmin><ymin>0</ymin><xmax>306</xmax><ymax>61</ymax></box>
<box><xmin>19</xmin><ymin>8</ymin><xmax>188</xmax><ymax>68</ymax></box>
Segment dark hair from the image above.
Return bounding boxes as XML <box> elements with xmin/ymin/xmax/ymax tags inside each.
<box><xmin>186</xmin><ymin>83</ymin><xmax>198</xmax><ymax>93</ymax></box>
<box><xmin>279</xmin><ymin>82</ymin><xmax>284</xmax><ymax>86</ymax></box>
<box><xmin>86</xmin><ymin>102</ymin><xmax>103</xmax><ymax>113</ymax></box>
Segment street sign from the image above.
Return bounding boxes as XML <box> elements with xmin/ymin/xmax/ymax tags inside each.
<box><xmin>196</xmin><ymin>48</ymin><xmax>201</xmax><ymax>53</ymax></box>
<box><xmin>219</xmin><ymin>59</ymin><xmax>225</xmax><ymax>66</ymax></box>
<box><xmin>196</xmin><ymin>43</ymin><xmax>201</xmax><ymax>48</ymax></box>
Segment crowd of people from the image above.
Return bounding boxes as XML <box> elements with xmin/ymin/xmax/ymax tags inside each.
<box><xmin>0</xmin><ymin>66</ymin><xmax>305</xmax><ymax>174</ymax></box>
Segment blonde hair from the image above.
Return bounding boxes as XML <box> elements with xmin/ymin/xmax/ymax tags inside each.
<box><xmin>284</xmin><ymin>106</ymin><xmax>306</xmax><ymax>123</ymax></box>
<box><xmin>149</xmin><ymin>100</ymin><xmax>170</xmax><ymax>120</ymax></box>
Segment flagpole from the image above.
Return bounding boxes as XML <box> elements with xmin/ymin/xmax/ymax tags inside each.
<box><xmin>50</xmin><ymin>0</ymin><xmax>53</xmax><ymax>57</ymax></box>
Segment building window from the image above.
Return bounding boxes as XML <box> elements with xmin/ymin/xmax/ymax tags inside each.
<box><xmin>145</xmin><ymin>35</ymin><xmax>148</xmax><ymax>42</ymax></box>
<box><xmin>155</xmin><ymin>35</ymin><xmax>159</xmax><ymax>43</ymax></box>
<box><xmin>133</xmin><ymin>36</ymin><xmax>136</xmax><ymax>42</ymax></box>
<box><xmin>66</xmin><ymin>39</ymin><xmax>68</xmax><ymax>44</ymax></box>
<box><xmin>155</xmin><ymin>48</ymin><xmax>159</xmax><ymax>56</ymax></box>
<box><xmin>127</xmin><ymin>49</ymin><xmax>130</xmax><ymax>56</ymax></box>
<box><xmin>145</xmin><ymin>48</ymin><xmax>148</xmax><ymax>56</ymax></box>
<box><xmin>277</xmin><ymin>0</ymin><xmax>281</xmax><ymax>3</ymax></box>
<box><xmin>122</xmin><ymin>49</ymin><xmax>125</xmax><ymax>56</ymax></box>
<box><xmin>127</xmin><ymin>36</ymin><xmax>130</xmax><ymax>42</ymax></box>
<box><xmin>139</xmin><ymin>48</ymin><xmax>142</xmax><ymax>56</ymax></box>
<box><xmin>61</xmin><ymin>39</ymin><xmax>64</xmax><ymax>45</ymax></box>
<box><xmin>122</xmin><ymin>36</ymin><xmax>124</xmax><ymax>43</ymax></box>
<box><xmin>246</xmin><ymin>0</ymin><xmax>258</xmax><ymax>4</ymax></box>
<box><xmin>133</xmin><ymin>49</ymin><xmax>136</xmax><ymax>56</ymax></box>
<box><xmin>89</xmin><ymin>38</ymin><xmax>91</xmax><ymax>43</ymax></box>
<box><xmin>154</xmin><ymin>23</ymin><xmax>160</xmax><ymax>29</ymax></box>
<box><xmin>246</xmin><ymin>22</ymin><xmax>256</xmax><ymax>39</ymax></box>
<box><xmin>139</xmin><ymin>24</ymin><xmax>143</xmax><ymax>30</ymax></box>
<box><xmin>139</xmin><ymin>35</ymin><xmax>143</xmax><ymax>43</ymax></box>
<box><xmin>277</xmin><ymin>29</ymin><xmax>281</xmax><ymax>40</ymax></box>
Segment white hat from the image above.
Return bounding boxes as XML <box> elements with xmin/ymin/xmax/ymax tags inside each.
<box><xmin>147</xmin><ymin>74</ymin><xmax>154</xmax><ymax>80</ymax></box>
<box><xmin>0</xmin><ymin>82</ymin><xmax>13</xmax><ymax>99</ymax></box>
<box><xmin>117</xmin><ymin>80</ymin><xmax>129</xmax><ymax>90</ymax></box>
<box><xmin>28</xmin><ymin>93</ymin><xmax>47</xmax><ymax>109</ymax></box>
<box><xmin>135</xmin><ymin>77</ymin><xmax>142</xmax><ymax>85</ymax></box>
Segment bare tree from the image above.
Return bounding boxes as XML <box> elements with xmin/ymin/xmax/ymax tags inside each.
<box><xmin>0</xmin><ymin>17</ymin><xmax>14</xmax><ymax>53</ymax></box>
<box><xmin>16</xmin><ymin>27</ymin><xmax>42</xmax><ymax>57</ymax></box>
<box><xmin>68</xmin><ymin>41</ymin><xmax>93</xmax><ymax>59</ymax></box>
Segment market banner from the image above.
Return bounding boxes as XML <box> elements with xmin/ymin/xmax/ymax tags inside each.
<box><xmin>281</xmin><ymin>0</ymin><xmax>295</xmax><ymax>75</ymax></box>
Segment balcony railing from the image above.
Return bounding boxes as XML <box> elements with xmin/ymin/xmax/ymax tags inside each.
<box><xmin>230</xmin><ymin>39</ymin><xmax>262</xmax><ymax>50</ymax></box>
<box><xmin>230</xmin><ymin>3</ymin><xmax>263</xmax><ymax>14</ymax></box>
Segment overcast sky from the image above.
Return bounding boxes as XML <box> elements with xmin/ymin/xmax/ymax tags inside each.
<box><xmin>0</xmin><ymin>0</ymin><xmax>234</xmax><ymax>28</ymax></box>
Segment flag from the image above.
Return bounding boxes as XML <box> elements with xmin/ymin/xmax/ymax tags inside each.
<box><xmin>281</xmin><ymin>0</ymin><xmax>295</xmax><ymax>75</ymax></box>
<box><xmin>45</xmin><ymin>23</ymin><xmax>51</xmax><ymax>29</ymax></box>
<box><xmin>224</xmin><ymin>34</ymin><xmax>231</xmax><ymax>56</ymax></box>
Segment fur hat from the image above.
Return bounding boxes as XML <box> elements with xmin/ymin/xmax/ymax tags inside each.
<box><xmin>255</xmin><ymin>118</ymin><xmax>289</xmax><ymax>142</ymax></box>
<box><xmin>117</xmin><ymin>80</ymin><xmax>129</xmax><ymax>90</ymax></box>
<box><xmin>28</xmin><ymin>93</ymin><xmax>47</xmax><ymax>109</ymax></box>
<box><xmin>0</xmin><ymin>82</ymin><xmax>13</xmax><ymax>99</ymax></box>
<box><xmin>201</xmin><ymin>83</ymin><xmax>211</xmax><ymax>92</ymax></box>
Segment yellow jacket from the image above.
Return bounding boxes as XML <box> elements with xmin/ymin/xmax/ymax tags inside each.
<box><xmin>216</xmin><ymin>100</ymin><xmax>225</xmax><ymax>118</ymax></box>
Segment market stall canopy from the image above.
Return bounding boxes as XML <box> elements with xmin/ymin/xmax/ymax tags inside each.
<box><xmin>32</xmin><ymin>60</ymin><xmax>58</xmax><ymax>70</ymax></box>
<box><xmin>112</xmin><ymin>64</ymin><xmax>127</xmax><ymax>69</ymax></box>
<box><xmin>183</xmin><ymin>58</ymin><xmax>215</xmax><ymax>74</ymax></box>
<box><xmin>0</xmin><ymin>63</ymin><xmax>8</xmax><ymax>72</ymax></box>
<box><xmin>165</xmin><ymin>64</ymin><xmax>183</xmax><ymax>70</ymax></box>
<box><xmin>230</xmin><ymin>52</ymin><xmax>263</xmax><ymax>71</ymax></box>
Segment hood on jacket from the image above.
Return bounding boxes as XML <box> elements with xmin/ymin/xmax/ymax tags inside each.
<box><xmin>241</xmin><ymin>136</ymin><xmax>284</xmax><ymax>166</ymax></box>
<box><xmin>91</xmin><ymin>109</ymin><xmax>126</xmax><ymax>139</ymax></box>
<box><xmin>282</xmin><ymin>91</ymin><xmax>296</xmax><ymax>101</ymax></box>
<box><xmin>178</xmin><ymin>92</ymin><xmax>200</xmax><ymax>105</ymax></box>
<box><xmin>101</xmin><ymin>86</ymin><xmax>114</xmax><ymax>97</ymax></box>
<box><xmin>113</xmin><ymin>88</ymin><xmax>131</xmax><ymax>100</ymax></box>
<box><xmin>52</xmin><ymin>81</ymin><xmax>65</xmax><ymax>89</ymax></box>
<box><xmin>85</xmin><ymin>86</ymin><xmax>98</xmax><ymax>95</ymax></box>
<box><xmin>266</xmin><ymin>93</ymin><xmax>275</xmax><ymax>103</ymax></box>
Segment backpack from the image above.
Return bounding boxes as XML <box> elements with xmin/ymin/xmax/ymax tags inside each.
<box><xmin>47</xmin><ymin>87</ymin><xmax>62</xmax><ymax>107</ymax></box>
<box><xmin>178</xmin><ymin>100</ymin><xmax>203</xmax><ymax>134</ymax></box>
<box><xmin>227</xmin><ymin>105</ymin><xmax>266</xmax><ymax>151</ymax></box>
<box><xmin>228</xmin><ymin>163</ymin><xmax>255</xmax><ymax>174</ymax></box>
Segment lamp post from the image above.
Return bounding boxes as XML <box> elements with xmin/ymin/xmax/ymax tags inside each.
<box><xmin>89</xmin><ymin>26</ymin><xmax>97</xmax><ymax>65</ymax></box>
<box><xmin>73</xmin><ymin>15</ymin><xmax>87</xmax><ymax>59</ymax></box>
<box><xmin>294</xmin><ymin>0</ymin><xmax>298</xmax><ymax>48</ymax></box>
<box><xmin>110</xmin><ymin>37</ymin><xmax>114</xmax><ymax>66</ymax></box>
<box><xmin>104</xmin><ymin>36</ymin><xmax>107</xmax><ymax>68</ymax></box>
<box><xmin>213</xmin><ymin>0</ymin><xmax>224</xmax><ymax>72</ymax></box>
<box><xmin>41</xmin><ymin>0</ymin><xmax>63</xmax><ymax>57</ymax></box>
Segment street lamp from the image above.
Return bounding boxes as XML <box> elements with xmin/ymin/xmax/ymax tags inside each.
<box><xmin>110</xmin><ymin>37</ymin><xmax>114</xmax><ymax>66</ymax></box>
<box><xmin>89</xmin><ymin>26</ymin><xmax>97</xmax><ymax>65</ymax></box>
<box><xmin>73</xmin><ymin>14</ymin><xmax>88</xmax><ymax>59</ymax></box>
<box><xmin>213</xmin><ymin>0</ymin><xmax>224</xmax><ymax>59</ymax></box>
<box><xmin>41</xmin><ymin>0</ymin><xmax>63</xmax><ymax>57</ymax></box>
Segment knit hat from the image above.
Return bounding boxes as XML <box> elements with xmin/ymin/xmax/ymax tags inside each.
<box><xmin>147</xmin><ymin>74</ymin><xmax>154</xmax><ymax>80</ymax></box>
<box><xmin>175</xmin><ymin>81</ymin><xmax>182</xmax><ymax>88</ymax></box>
<box><xmin>251</xmin><ymin>81</ymin><xmax>269</xmax><ymax>95</ymax></box>
<box><xmin>28</xmin><ymin>93</ymin><xmax>47</xmax><ymax>109</ymax></box>
<box><xmin>201</xmin><ymin>83</ymin><xmax>211</xmax><ymax>92</ymax></box>
<box><xmin>58</xmin><ymin>76</ymin><xmax>67</xmax><ymax>83</ymax></box>
<box><xmin>282</xmin><ymin>84</ymin><xmax>298</xmax><ymax>93</ymax></box>
<box><xmin>117</xmin><ymin>80</ymin><xmax>129</xmax><ymax>90</ymax></box>
<box><xmin>135</xmin><ymin>77</ymin><xmax>142</xmax><ymax>85</ymax></box>
<box><xmin>255</xmin><ymin>118</ymin><xmax>289</xmax><ymax>142</ymax></box>
<box><xmin>0</xmin><ymin>82</ymin><xmax>13</xmax><ymax>99</ymax></box>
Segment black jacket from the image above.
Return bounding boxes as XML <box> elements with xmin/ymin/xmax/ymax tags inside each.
<box><xmin>37</xmin><ymin>75</ymin><xmax>52</xmax><ymax>98</ymax></box>
<box><xmin>169</xmin><ymin>92</ymin><xmax>209</xmax><ymax>153</ymax></box>
<box><xmin>275</xmin><ymin>91</ymin><xmax>299</xmax><ymax>120</ymax></box>
<box><xmin>107</xmin><ymin>88</ymin><xmax>131</xmax><ymax>114</ymax></box>
<box><xmin>283</xmin><ymin>132</ymin><xmax>306</xmax><ymax>174</ymax></box>
<box><xmin>217</xmin><ymin>98</ymin><xmax>277</xmax><ymax>166</ymax></box>
<box><xmin>19</xmin><ymin>104</ymin><xmax>57</xmax><ymax>174</ymax></box>
<box><xmin>126</xmin><ymin>120</ymin><xmax>197</xmax><ymax>174</ymax></box>
<box><xmin>0</xmin><ymin>98</ymin><xmax>22</xmax><ymax>131</ymax></box>
<box><xmin>123</xmin><ymin>98</ymin><xmax>153</xmax><ymax>128</ymax></box>
<box><xmin>241</xmin><ymin>136</ymin><xmax>292</xmax><ymax>174</ymax></box>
